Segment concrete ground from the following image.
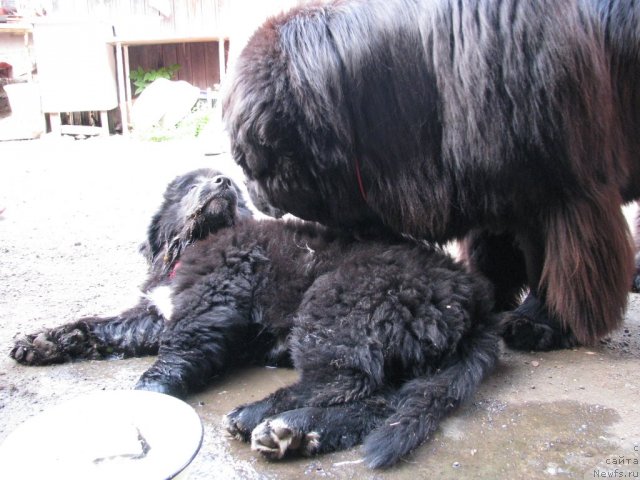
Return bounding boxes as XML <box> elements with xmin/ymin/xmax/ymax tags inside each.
<box><xmin>0</xmin><ymin>137</ymin><xmax>638</xmax><ymax>479</ymax></box>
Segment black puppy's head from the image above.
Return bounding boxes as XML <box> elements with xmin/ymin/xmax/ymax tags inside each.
<box><xmin>141</xmin><ymin>168</ymin><xmax>252</xmax><ymax>273</ymax></box>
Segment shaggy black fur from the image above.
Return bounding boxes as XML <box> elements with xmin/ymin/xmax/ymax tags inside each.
<box><xmin>223</xmin><ymin>0</ymin><xmax>640</xmax><ymax>350</ymax></box>
<box><xmin>10</xmin><ymin>169</ymin><xmax>252</xmax><ymax>364</ymax></box>
<box><xmin>10</xmin><ymin>169</ymin><xmax>499</xmax><ymax>468</ymax></box>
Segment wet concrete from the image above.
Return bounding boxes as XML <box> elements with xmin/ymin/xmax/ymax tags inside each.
<box><xmin>0</xmin><ymin>137</ymin><xmax>638</xmax><ymax>479</ymax></box>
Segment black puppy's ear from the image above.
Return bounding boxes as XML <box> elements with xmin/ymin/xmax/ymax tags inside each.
<box><xmin>142</xmin><ymin>211</ymin><xmax>166</xmax><ymax>265</ymax></box>
<box><xmin>139</xmin><ymin>240</ymin><xmax>153</xmax><ymax>264</ymax></box>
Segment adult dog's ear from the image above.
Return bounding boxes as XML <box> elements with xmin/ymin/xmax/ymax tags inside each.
<box><xmin>245</xmin><ymin>180</ymin><xmax>285</xmax><ymax>218</ymax></box>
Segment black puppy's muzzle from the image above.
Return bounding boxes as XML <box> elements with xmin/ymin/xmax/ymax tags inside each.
<box><xmin>199</xmin><ymin>175</ymin><xmax>233</xmax><ymax>200</ymax></box>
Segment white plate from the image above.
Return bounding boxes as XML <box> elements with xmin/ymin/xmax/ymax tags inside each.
<box><xmin>0</xmin><ymin>390</ymin><xmax>203</xmax><ymax>480</ymax></box>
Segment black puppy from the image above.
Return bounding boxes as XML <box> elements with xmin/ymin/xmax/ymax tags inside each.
<box><xmin>10</xmin><ymin>169</ymin><xmax>498</xmax><ymax>468</ymax></box>
<box><xmin>10</xmin><ymin>168</ymin><xmax>252</xmax><ymax>364</ymax></box>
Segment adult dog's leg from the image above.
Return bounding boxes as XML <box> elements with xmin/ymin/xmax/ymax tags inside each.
<box><xmin>10</xmin><ymin>299</ymin><xmax>164</xmax><ymax>365</ymax></box>
<box><xmin>461</xmin><ymin>230</ymin><xmax>527</xmax><ymax>311</ymax></box>
<box><xmin>634</xmin><ymin>252</ymin><xmax>640</xmax><ymax>293</ymax></box>
<box><xmin>462</xmin><ymin>228</ymin><xmax>571</xmax><ymax>350</ymax></box>
<box><xmin>501</xmin><ymin>292</ymin><xmax>579</xmax><ymax>350</ymax></box>
<box><xmin>633</xmin><ymin>207</ymin><xmax>640</xmax><ymax>292</ymax></box>
<box><xmin>503</xmin><ymin>194</ymin><xmax>634</xmax><ymax>349</ymax></box>
<box><xmin>500</xmin><ymin>230</ymin><xmax>578</xmax><ymax>350</ymax></box>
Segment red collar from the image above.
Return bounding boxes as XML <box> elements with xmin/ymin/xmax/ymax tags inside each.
<box><xmin>168</xmin><ymin>261</ymin><xmax>181</xmax><ymax>279</ymax></box>
<box><xmin>354</xmin><ymin>156</ymin><xmax>367</xmax><ymax>202</ymax></box>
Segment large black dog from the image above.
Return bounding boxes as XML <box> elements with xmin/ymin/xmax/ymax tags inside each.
<box><xmin>223</xmin><ymin>0</ymin><xmax>640</xmax><ymax>351</ymax></box>
<box><xmin>10</xmin><ymin>169</ymin><xmax>498</xmax><ymax>468</ymax></box>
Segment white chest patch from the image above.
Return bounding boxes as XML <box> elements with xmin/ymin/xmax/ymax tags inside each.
<box><xmin>145</xmin><ymin>285</ymin><xmax>174</xmax><ymax>321</ymax></box>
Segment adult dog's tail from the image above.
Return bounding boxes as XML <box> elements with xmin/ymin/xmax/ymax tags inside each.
<box><xmin>362</xmin><ymin>324</ymin><xmax>499</xmax><ymax>469</ymax></box>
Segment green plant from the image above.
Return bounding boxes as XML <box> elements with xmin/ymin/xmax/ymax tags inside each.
<box><xmin>130</xmin><ymin>64</ymin><xmax>181</xmax><ymax>95</ymax></box>
<box><xmin>135</xmin><ymin>100</ymin><xmax>219</xmax><ymax>142</ymax></box>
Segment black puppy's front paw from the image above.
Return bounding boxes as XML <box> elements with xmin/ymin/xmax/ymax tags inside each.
<box><xmin>251</xmin><ymin>417</ymin><xmax>320</xmax><ymax>460</ymax></box>
<box><xmin>10</xmin><ymin>327</ymin><xmax>88</xmax><ymax>365</ymax></box>
<box><xmin>11</xmin><ymin>332</ymin><xmax>61</xmax><ymax>365</ymax></box>
<box><xmin>223</xmin><ymin>408</ymin><xmax>252</xmax><ymax>441</ymax></box>
<box><xmin>135</xmin><ymin>374</ymin><xmax>186</xmax><ymax>398</ymax></box>
<box><xmin>224</xmin><ymin>400</ymin><xmax>274</xmax><ymax>442</ymax></box>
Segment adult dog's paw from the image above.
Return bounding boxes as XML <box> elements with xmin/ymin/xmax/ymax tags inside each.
<box><xmin>500</xmin><ymin>293</ymin><xmax>579</xmax><ymax>351</ymax></box>
<box><xmin>251</xmin><ymin>417</ymin><xmax>320</xmax><ymax>460</ymax></box>
<box><xmin>10</xmin><ymin>330</ymin><xmax>80</xmax><ymax>365</ymax></box>
<box><xmin>501</xmin><ymin>312</ymin><xmax>578</xmax><ymax>351</ymax></box>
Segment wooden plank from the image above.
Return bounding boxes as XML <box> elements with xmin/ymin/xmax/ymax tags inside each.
<box><xmin>48</xmin><ymin>1</ymin><xmax>227</xmax><ymax>36</ymax></box>
<box><xmin>162</xmin><ymin>44</ymin><xmax>179</xmax><ymax>72</ymax></box>
<box><xmin>188</xmin><ymin>42</ymin><xmax>207</xmax><ymax>90</ymax></box>
<box><xmin>176</xmin><ymin>43</ymin><xmax>193</xmax><ymax>85</ymax></box>
<box><xmin>114</xmin><ymin>40</ymin><xmax>130</xmax><ymax>136</ymax></box>
<box><xmin>200</xmin><ymin>0</ymin><xmax>215</xmax><ymax>31</ymax></box>
<box><xmin>0</xmin><ymin>24</ymin><xmax>33</xmax><ymax>34</ymax></box>
<box><xmin>109</xmin><ymin>34</ymin><xmax>227</xmax><ymax>45</ymax></box>
<box><xmin>100</xmin><ymin>110</ymin><xmax>109</xmax><ymax>135</ymax></box>
<box><xmin>49</xmin><ymin>112</ymin><xmax>61</xmax><ymax>136</ymax></box>
<box><xmin>172</xmin><ymin>0</ymin><xmax>188</xmax><ymax>33</ymax></box>
<box><xmin>224</xmin><ymin>40</ymin><xmax>230</xmax><ymax>71</ymax></box>
<box><xmin>203</xmin><ymin>41</ymin><xmax>219</xmax><ymax>86</ymax></box>
<box><xmin>131</xmin><ymin>0</ymin><xmax>145</xmax><ymax>16</ymax></box>
<box><xmin>123</xmin><ymin>45</ymin><xmax>133</xmax><ymax>120</ymax></box>
<box><xmin>188</xmin><ymin>0</ymin><xmax>199</xmax><ymax>30</ymax></box>
<box><xmin>128</xmin><ymin>46</ymin><xmax>143</xmax><ymax>71</ymax></box>
<box><xmin>59</xmin><ymin>124</ymin><xmax>104</xmax><ymax>136</ymax></box>
<box><xmin>137</xmin><ymin>44</ymin><xmax>163</xmax><ymax>70</ymax></box>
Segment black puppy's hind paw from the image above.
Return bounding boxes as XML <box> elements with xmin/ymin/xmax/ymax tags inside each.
<box><xmin>251</xmin><ymin>418</ymin><xmax>320</xmax><ymax>460</ymax></box>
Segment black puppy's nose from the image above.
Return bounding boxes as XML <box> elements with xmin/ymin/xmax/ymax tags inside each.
<box><xmin>212</xmin><ymin>175</ymin><xmax>231</xmax><ymax>188</ymax></box>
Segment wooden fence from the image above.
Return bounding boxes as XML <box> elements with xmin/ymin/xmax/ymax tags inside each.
<box><xmin>127</xmin><ymin>41</ymin><xmax>229</xmax><ymax>90</ymax></box>
<box><xmin>48</xmin><ymin>0</ymin><xmax>228</xmax><ymax>36</ymax></box>
<box><xmin>46</xmin><ymin>1</ymin><xmax>230</xmax><ymax>90</ymax></box>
